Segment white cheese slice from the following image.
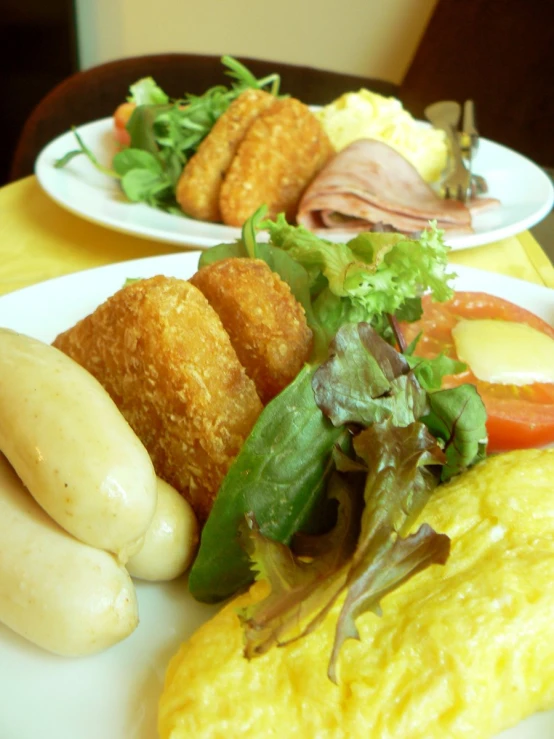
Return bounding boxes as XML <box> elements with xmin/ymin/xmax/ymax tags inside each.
<box><xmin>451</xmin><ymin>318</ymin><xmax>554</xmax><ymax>385</ymax></box>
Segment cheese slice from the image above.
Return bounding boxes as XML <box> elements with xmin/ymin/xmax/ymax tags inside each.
<box><xmin>451</xmin><ymin>318</ymin><xmax>554</xmax><ymax>385</ymax></box>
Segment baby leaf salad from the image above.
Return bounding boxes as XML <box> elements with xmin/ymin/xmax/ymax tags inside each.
<box><xmin>188</xmin><ymin>211</ymin><xmax>488</xmax><ymax>681</ymax></box>
<box><xmin>54</xmin><ymin>56</ymin><xmax>281</xmax><ymax>212</ymax></box>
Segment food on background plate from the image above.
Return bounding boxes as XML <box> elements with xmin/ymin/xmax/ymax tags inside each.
<box><xmin>56</xmin><ymin>57</ymin><xmax>284</xmax><ymax>216</ymax></box>
<box><xmin>175</xmin><ymin>88</ymin><xmax>275</xmax><ymax>222</ymax></box>
<box><xmin>190</xmin><ymin>257</ymin><xmax>313</xmax><ymax>403</ymax></box>
<box><xmin>159</xmin><ymin>448</ymin><xmax>554</xmax><ymax>739</ymax></box>
<box><xmin>53</xmin><ymin>275</ymin><xmax>263</xmax><ymax>524</ymax></box>
<box><xmin>217</xmin><ymin>96</ymin><xmax>333</xmax><ymax>225</ymax></box>
<box><xmin>57</xmin><ymin>56</ymin><xmax>495</xmax><ymax>235</ymax></box>
<box><xmin>400</xmin><ymin>292</ymin><xmax>554</xmax><ymax>452</ymax></box>
<box><xmin>296</xmin><ymin>138</ymin><xmax>499</xmax><ymax>236</ymax></box>
<box><xmin>176</xmin><ymin>91</ymin><xmax>332</xmax><ymax>226</ymax></box>
<box><xmin>126</xmin><ymin>476</ymin><xmax>199</xmax><ymax>582</ymax></box>
<box><xmin>0</xmin><ymin>453</ymin><xmax>139</xmax><ymax>656</ymax></box>
<box><xmin>0</xmin><ymin>327</ymin><xmax>157</xmax><ymax>561</ymax></box>
<box><xmin>316</xmin><ymin>88</ymin><xmax>448</xmax><ymax>183</ymax></box>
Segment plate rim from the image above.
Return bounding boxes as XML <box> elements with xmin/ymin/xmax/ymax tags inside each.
<box><xmin>1</xmin><ymin>254</ymin><xmax>554</xmax><ymax>739</ymax></box>
<box><xmin>34</xmin><ymin>117</ymin><xmax>554</xmax><ymax>253</ymax></box>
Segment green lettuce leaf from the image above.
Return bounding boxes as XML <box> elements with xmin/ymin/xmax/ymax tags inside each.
<box><xmin>127</xmin><ymin>76</ymin><xmax>170</xmax><ymax>106</ymax></box>
<box><xmin>421</xmin><ymin>384</ymin><xmax>488</xmax><ymax>481</ymax></box>
<box><xmin>238</xmin><ymin>420</ymin><xmax>450</xmax><ymax>683</ymax></box>
<box><xmin>264</xmin><ymin>215</ymin><xmax>454</xmax><ymax>321</ymax></box>
<box><xmin>405</xmin><ymin>352</ymin><xmax>467</xmax><ymax>392</ymax></box>
<box><xmin>311</xmin><ymin>322</ymin><xmax>486</xmax><ymax>480</ymax></box>
<box><xmin>312</xmin><ymin>322</ymin><xmax>428</xmax><ymax>428</ymax></box>
<box><xmin>197</xmin><ymin>209</ymin><xmax>456</xmax><ymax>357</ymax></box>
<box><xmin>188</xmin><ymin>365</ymin><xmax>345</xmax><ymax>602</ymax></box>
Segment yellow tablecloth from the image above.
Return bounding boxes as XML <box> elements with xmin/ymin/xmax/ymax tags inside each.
<box><xmin>1</xmin><ymin>176</ymin><xmax>553</xmax><ymax>295</ymax></box>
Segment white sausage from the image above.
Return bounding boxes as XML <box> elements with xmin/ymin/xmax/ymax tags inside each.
<box><xmin>0</xmin><ymin>328</ymin><xmax>157</xmax><ymax>560</ymax></box>
<box><xmin>0</xmin><ymin>453</ymin><xmax>138</xmax><ymax>656</ymax></box>
<box><xmin>127</xmin><ymin>477</ymin><xmax>199</xmax><ymax>581</ymax></box>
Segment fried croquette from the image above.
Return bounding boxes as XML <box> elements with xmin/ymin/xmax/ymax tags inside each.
<box><xmin>159</xmin><ymin>449</ymin><xmax>554</xmax><ymax>739</ymax></box>
<box><xmin>190</xmin><ymin>258</ymin><xmax>313</xmax><ymax>403</ymax></box>
<box><xmin>52</xmin><ymin>276</ymin><xmax>263</xmax><ymax>523</ymax></box>
<box><xmin>176</xmin><ymin>89</ymin><xmax>275</xmax><ymax>222</ymax></box>
<box><xmin>219</xmin><ymin>97</ymin><xmax>334</xmax><ymax>226</ymax></box>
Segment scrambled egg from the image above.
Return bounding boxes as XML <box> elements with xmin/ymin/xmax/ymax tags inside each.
<box><xmin>317</xmin><ymin>89</ymin><xmax>448</xmax><ymax>183</ymax></box>
<box><xmin>159</xmin><ymin>449</ymin><xmax>554</xmax><ymax>739</ymax></box>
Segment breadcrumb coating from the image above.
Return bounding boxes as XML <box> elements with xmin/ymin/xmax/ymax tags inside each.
<box><xmin>190</xmin><ymin>258</ymin><xmax>313</xmax><ymax>403</ymax></box>
<box><xmin>176</xmin><ymin>89</ymin><xmax>275</xmax><ymax>222</ymax></box>
<box><xmin>53</xmin><ymin>276</ymin><xmax>263</xmax><ymax>522</ymax></box>
<box><xmin>219</xmin><ymin>97</ymin><xmax>334</xmax><ymax>226</ymax></box>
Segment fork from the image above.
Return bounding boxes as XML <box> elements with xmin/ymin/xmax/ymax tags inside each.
<box><xmin>460</xmin><ymin>100</ymin><xmax>488</xmax><ymax>196</ymax></box>
<box><xmin>425</xmin><ymin>101</ymin><xmax>472</xmax><ymax>202</ymax></box>
<box><xmin>442</xmin><ymin>125</ymin><xmax>473</xmax><ymax>201</ymax></box>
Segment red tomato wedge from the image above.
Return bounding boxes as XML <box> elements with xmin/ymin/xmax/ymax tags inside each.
<box><xmin>113</xmin><ymin>102</ymin><xmax>136</xmax><ymax>147</ymax></box>
<box><xmin>400</xmin><ymin>292</ymin><xmax>554</xmax><ymax>453</ymax></box>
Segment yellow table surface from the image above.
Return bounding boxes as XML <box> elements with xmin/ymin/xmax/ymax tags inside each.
<box><xmin>1</xmin><ymin>176</ymin><xmax>554</xmax><ymax>296</ymax></box>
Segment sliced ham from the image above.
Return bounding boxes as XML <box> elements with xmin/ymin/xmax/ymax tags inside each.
<box><xmin>296</xmin><ymin>138</ymin><xmax>498</xmax><ymax>235</ymax></box>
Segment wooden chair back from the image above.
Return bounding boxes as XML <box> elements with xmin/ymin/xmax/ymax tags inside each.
<box><xmin>399</xmin><ymin>0</ymin><xmax>554</xmax><ymax>167</ymax></box>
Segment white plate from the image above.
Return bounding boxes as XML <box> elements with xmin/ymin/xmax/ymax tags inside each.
<box><xmin>0</xmin><ymin>253</ymin><xmax>554</xmax><ymax>739</ymax></box>
<box><xmin>35</xmin><ymin>118</ymin><xmax>554</xmax><ymax>251</ymax></box>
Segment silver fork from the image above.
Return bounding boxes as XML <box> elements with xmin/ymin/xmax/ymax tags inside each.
<box><xmin>425</xmin><ymin>101</ymin><xmax>472</xmax><ymax>202</ymax></box>
<box><xmin>460</xmin><ymin>100</ymin><xmax>488</xmax><ymax>196</ymax></box>
<box><xmin>443</xmin><ymin>126</ymin><xmax>473</xmax><ymax>201</ymax></box>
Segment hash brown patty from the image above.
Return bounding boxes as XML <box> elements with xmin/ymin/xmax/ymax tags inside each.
<box><xmin>219</xmin><ymin>97</ymin><xmax>334</xmax><ymax>226</ymax></box>
<box><xmin>53</xmin><ymin>276</ymin><xmax>263</xmax><ymax>522</ymax></box>
<box><xmin>175</xmin><ymin>89</ymin><xmax>275</xmax><ymax>223</ymax></box>
<box><xmin>190</xmin><ymin>257</ymin><xmax>313</xmax><ymax>403</ymax></box>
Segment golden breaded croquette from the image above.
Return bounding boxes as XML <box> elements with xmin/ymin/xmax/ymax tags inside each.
<box><xmin>190</xmin><ymin>258</ymin><xmax>313</xmax><ymax>403</ymax></box>
<box><xmin>175</xmin><ymin>89</ymin><xmax>275</xmax><ymax>222</ymax></box>
<box><xmin>52</xmin><ymin>276</ymin><xmax>263</xmax><ymax>523</ymax></box>
<box><xmin>219</xmin><ymin>97</ymin><xmax>334</xmax><ymax>226</ymax></box>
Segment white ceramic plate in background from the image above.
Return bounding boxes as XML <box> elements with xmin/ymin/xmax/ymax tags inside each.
<box><xmin>35</xmin><ymin>118</ymin><xmax>554</xmax><ymax>252</ymax></box>
<box><xmin>0</xmin><ymin>253</ymin><xmax>553</xmax><ymax>738</ymax></box>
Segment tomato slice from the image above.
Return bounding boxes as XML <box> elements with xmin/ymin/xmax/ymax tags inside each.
<box><xmin>400</xmin><ymin>292</ymin><xmax>554</xmax><ymax>453</ymax></box>
<box><xmin>113</xmin><ymin>102</ymin><xmax>136</xmax><ymax>147</ymax></box>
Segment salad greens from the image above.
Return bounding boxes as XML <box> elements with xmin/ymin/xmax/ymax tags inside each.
<box><xmin>54</xmin><ymin>56</ymin><xmax>282</xmax><ymax>212</ymax></box>
<box><xmin>199</xmin><ymin>209</ymin><xmax>456</xmax><ymax>359</ymax></box>
<box><xmin>188</xmin><ymin>214</ymin><xmax>488</xmax><ymax>678</ymax></box>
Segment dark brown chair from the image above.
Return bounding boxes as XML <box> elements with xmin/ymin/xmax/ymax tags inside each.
<box><xmin>9</xmin><ymin>53</ymin><xmax>399</xmax><ymax>182</ymax></box>
<box><xmin>399</xmin><ymin>0</ymin><xmax>554</xmax><ymax>168</ymax></box>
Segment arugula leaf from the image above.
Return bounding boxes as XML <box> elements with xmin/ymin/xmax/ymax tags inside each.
<box><xmin>112</xmin><ymin>148</ymin><xmax>163</xmax><ymax>176</ymax></box>
<box><xmin>126</xmin><ymin>104</ymin><xmax>171</xmax><ymax>154</ymax></box>
<box><xmin>120</xmin><ymin>169</ymin><xmax>171</xmax><ymax>203</ymax></box>
<box><xmin>221</xmin><ymin>55</ymin><xmax>281</xmax><ymax>96</ymax></box>
<box><xmin>54</xmin><ymin>127</ymin><xmax>119</xmax><ymax>178</ymax></box>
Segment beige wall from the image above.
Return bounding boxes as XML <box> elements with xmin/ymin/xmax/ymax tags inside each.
<box><xmin>75</xmin><ymin>0</ymin><xmax>438</xmax><ymax>84</ymax></box>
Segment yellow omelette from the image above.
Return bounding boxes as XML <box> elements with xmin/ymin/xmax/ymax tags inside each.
<box><xmin>159</xmin><ymin>448</ymin><xmax>554</xmax><ymax>738</ymax></box>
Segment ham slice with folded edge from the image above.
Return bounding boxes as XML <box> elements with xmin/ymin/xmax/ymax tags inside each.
<box><xmin>296</xmin><ymin>138</ymin><xmax>499</xmax><ymax>235</ymax></box>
